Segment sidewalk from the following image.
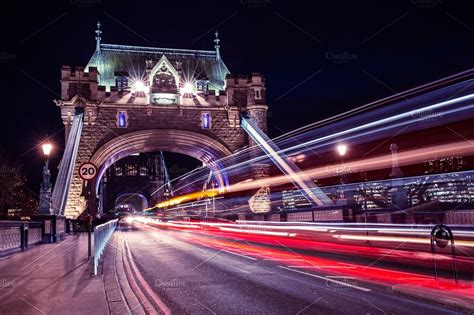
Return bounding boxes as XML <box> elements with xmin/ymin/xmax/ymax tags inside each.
<box><xmin>0</xmin><ymin>234</ymin><xmax>109</xmax><ymax>315</ymax></box>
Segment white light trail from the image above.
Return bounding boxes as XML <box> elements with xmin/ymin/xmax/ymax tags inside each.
<box><xmin>241</xmin><ymin>116</ymin><xmax>333</xmax><ymax>206</ymax></box>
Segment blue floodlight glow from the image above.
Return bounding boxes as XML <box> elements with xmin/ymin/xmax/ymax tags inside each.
<box><xmin>118</xmin><ymin>111</ymin><xmax>127</xmax><ymax>128</ymax></box>
<box><xmin>202</xmin><ymin>112</ymin><xmax>211</xmax><ymax>129</ymax></box>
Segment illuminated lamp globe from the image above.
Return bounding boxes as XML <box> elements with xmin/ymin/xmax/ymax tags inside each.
<box><xmin>183</xmin><ymin>82</ymin><xmax>194</xmax><ymax>94</ymax></box>
<box><xmin>133</xmin><ymin>80</ymin><xmax>145</xmax><ymax>92</ymax></box>
<box><xmin>337</xmin><ymin>144</ymin><xmax>347</xmax><ymax>156</ymax></box>
<box><xmin>42</xmin><ymin>142</ymin><xmax>53</xmax><ymax>156</ymax></box>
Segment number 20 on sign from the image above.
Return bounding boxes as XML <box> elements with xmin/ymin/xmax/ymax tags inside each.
<box><xmin>79</xmin><ymin>162</ymin><xmax>97</xmax><ymax>181</ymax></box>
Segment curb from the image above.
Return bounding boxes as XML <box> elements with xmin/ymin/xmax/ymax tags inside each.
<box><xmin>102</xmin><ymin>235</ymin><xmax>132</xmax><ymax>314</ymax></box>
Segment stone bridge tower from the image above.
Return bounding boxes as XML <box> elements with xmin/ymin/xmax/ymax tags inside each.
<box><xmin>54</xmin><ymin>23</ymin><xmax>268</xmax><ymax>218</ymax></box>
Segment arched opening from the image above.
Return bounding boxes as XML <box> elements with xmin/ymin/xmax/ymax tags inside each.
<box><xmin>114</xmin><ymin>193</ymin><xmax>148</xmax><ymax>215</ymax></box>
<box><xmin>89</xmin><ymin>129</ymin><xmax>232</xmax><ymax>215</ymax></box>
<box><xmin>100</xmin><ymin>151</ymin><xmax>201</xmax><ymax>215</ymax></box>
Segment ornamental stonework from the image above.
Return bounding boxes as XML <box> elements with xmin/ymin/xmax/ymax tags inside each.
<box><xmin>54</xmin><ymin>25</ymin><xmax>270</xmax><ymax>218</ymax></box>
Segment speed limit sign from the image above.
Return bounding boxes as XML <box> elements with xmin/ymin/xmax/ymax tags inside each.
<box><xmin>79</xmin><ymin>162</ymin><xmax>98</xmax><ymax>181</ymax></box>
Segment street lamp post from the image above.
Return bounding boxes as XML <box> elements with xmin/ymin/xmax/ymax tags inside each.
<box><xmin>38</xmin><ymin>141</ymin><xmax>53</xmax><ymax>215</ymax></box>
<box><xmin>336</xmin><ymin>144</ymin><xmax>347</xmax><ymax>200</ymax></box>
<box><xmin>211</xmin><ymin>180</ymin><xmax>217</xmax><ymax>216</ymax></box>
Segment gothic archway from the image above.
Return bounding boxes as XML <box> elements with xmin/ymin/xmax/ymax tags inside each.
<box><xmin>90</xmin><ymin>129</ymin><xmax>232</xmax><ymax>198</ymax></box>
<box><xmin>115</xmin><ymin>193</ymin><xmax>149</xmax><ymax>213</ymax></box>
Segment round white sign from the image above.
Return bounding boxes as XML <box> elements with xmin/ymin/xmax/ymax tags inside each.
<box><xmin>79</xmin><ymin>162</ymin><xmax>98</xmax><ymax>181</ymax></box>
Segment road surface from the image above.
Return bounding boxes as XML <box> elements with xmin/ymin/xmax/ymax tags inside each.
<box><xmin>118</xmin><ymin>222</ymin><xmax>464</xmax><ymax>314</ymax></box>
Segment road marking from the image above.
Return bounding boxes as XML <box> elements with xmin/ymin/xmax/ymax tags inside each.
<box><xmin>278</xmin><ymin>266</ymin><xmax>371</xmax><ymax>292</ymax></box>
<box><xmin>191</xmin><ymin>241</ymin><xmax>240</xmax><ymax>271</ymax></box>
<box><xmin>191</xmin><ymin>298</ymin><xmax>216</xmax><ymax>315</ymax></box>
<box><xmin>362</xmin><ymin>297</ymin><xmax>388</xmax><ymax>315</ymax></box>
<box><xmin>123</xmin><ymin>237</ymin><xmax>172</xmax><ymax>314</ymax></box>
<box><xmin>141</xmin><ymin>239</ymin><xmax>168</xmax><ymax>244</ymax></box>
<box><xmin>221</xmin><ymin>249</ymin><xmax>258</xmax><ymax>261</ymax></box>
<box><xmin>288</xmin><ymin>265</ymin><xmax>356</xmax><ymax>269</ymax></box>
<box><xmin>326</xmin><ymin>276</ymin><xmax>357</xmax><ymax>279</ymax></box>
<box><xmin>296</xmin><ymin>297</ymin><xmax>322</xmax><ymax>315</ymax></box>
<box><xmin>264</xmin><ymin>258</ymin><xmax>304</xmax><ymax>262</ymax></box>
<box><xmin>232</xmin><ymin>266</ymin><xmax>251</xmax><ymax>274</ymax></box>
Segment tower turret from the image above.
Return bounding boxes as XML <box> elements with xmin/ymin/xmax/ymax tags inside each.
<box><xmin>214</xmin><ymin>31</ymin><xmax>221</xmax><ymax>60</ymax></box>
<box><xmin>95</xmin><ymin>21</ymin><xmax>102</xmax><ymax>53</ymax></box>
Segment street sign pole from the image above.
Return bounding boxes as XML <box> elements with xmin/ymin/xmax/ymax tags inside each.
<box><xmin>79</xmin><ymin>162</ymin><xmax>98</xmax><ymax>261</ymax></box>
<box><xmin>87</xmin><ymin>181</ymin><xmax>92</xmax><ymax>259</ymax></box>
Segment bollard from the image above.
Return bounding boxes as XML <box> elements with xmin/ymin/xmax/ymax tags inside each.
<box><xmin>430</xmin><ymin>224</ymin><xmax>458</xmax><ymax>285</ymax></box>
<box><xmin>19</xmin><ymin>223</ymin><xmax>29</xmax><ymax>251</ymax></box>
<box><xmin>20</xmin><ymin>223</ymin><xmax>26</xmax><ymax>251</ymax></box>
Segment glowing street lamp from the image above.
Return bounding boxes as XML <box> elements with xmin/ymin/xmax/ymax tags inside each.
<box><xmin>39</xmin><ymin>140</ymin><xmax>53</xmax><ymax>214</ymax></box>
<box><xmin>211</xmin><ymin>180</ymin><xmax>217</xmax><ymax>215</ymax></box>
<box><xmin>336</xmin><ymin>144</ymin><xmax>348</xmax><ymax>200</ymax></box>
<box><xmin>337</xmin><ymin>144</ymin><xmax>347</xmax><ymax>156</ymax></box>
<box><xmin>42</xmin><ymin>142</ymin><xmax>53</xmax><ymax>156</ymax></box>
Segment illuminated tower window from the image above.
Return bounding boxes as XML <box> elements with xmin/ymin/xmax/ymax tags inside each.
<box><xmin>117</xmin><ymin>111</ymin><xmax>128</xmax><ymax>128</ymax></box>
<box><xmin>202</xmin><ymin>112</ymin><xmax>211</xmax><ymax>129</ymax></box>
<box><xmin>115</xmin><ymin>71</ymin><xmax>129</xmax><ymax>93</ymax></box>
<box><xmin>255</xmin><ymin>89</ymin><xmax>261</xmax><ymax>100</ymax></box>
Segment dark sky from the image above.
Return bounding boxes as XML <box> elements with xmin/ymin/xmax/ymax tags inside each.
<box><xmin>2</xmin><ymin>0</ymin><xmax>474</xmax><ymax>190</ymax></box>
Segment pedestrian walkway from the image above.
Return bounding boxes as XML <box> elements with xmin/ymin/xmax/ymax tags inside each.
<box><xmin>0</xmin><ymin>234</ymin><xmax>109</xmax><ymax>315</ymax></box>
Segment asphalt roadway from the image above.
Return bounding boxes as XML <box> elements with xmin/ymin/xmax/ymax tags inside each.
<box><xmin>119</xmin><ymin>222</ymin><xmax>465</xmax><ymax>315</ymax></box>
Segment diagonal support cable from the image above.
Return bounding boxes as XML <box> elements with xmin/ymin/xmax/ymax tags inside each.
<box><xmin>51</xmin><ymin>109</ymin><xmax>84</xmax><ymax>215</ymax></box>
<box><xmin>240</xmin><ymin>115</ymin><xmax>333</xmax><ymax>206</ymax></box>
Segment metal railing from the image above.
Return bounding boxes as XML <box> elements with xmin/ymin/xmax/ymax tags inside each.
<box><xmin>0</xmin><ymin>224</ymin><xmax>21</xmax><ymax>252</ymax></box>
<box><xmin>0</xmin><ymin>221</ymin><xmax>43</xmax><ymax>254</ymax></box>
<box><xmin>93</xmin><ymin>219</ymin><xmax>117</xmax><ymax>275</ymax></box>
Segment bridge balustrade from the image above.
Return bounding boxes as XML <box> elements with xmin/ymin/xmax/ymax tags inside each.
<box><xmin>0</xmin><ymin>221</ymin><xmax>43</xmax><ymax>254</ymax></box>
<box><xmin>27</xmin><ymin>223</ymin><xmax>43</xmax><ymax>246</ymax></box>
<box><xmin>0</xmin><ymin>224</ymin><xmax>21</xmax><ymax>251</ymax></box>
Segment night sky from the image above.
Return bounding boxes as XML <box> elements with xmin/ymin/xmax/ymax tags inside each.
<box><xmin>2</xmin><ymin>0</ymin><xmax>474</xmax><ymax>191</ymax></box>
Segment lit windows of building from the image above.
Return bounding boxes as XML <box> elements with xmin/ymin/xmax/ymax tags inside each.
<box><xmin>196</xmin><ymin>80</ymin><xmax>208</xmax><ymax>92</ymax></box>
<box><xmin>115</xmin><ymin>71</ymin><xmax>129</xmax><ymax>94</ymax></box>
<box><xmin>424</xmin><ymin>156</ymin><xmax>464</xmax><ymax>174</ymax></box>
<box><xmin>125</xmin><ymin>164</ymin><xmax>137</xmax><ymax>176</ymax></box>
<box><xmin>139</xmin><ymin>165</ymin><xmax>147</xmax><ymax>176</ymax></box>
<box><xmin>281</xmin><ymin>189</ymin><xmax>311</xmax><ymax>211</ymax></box>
